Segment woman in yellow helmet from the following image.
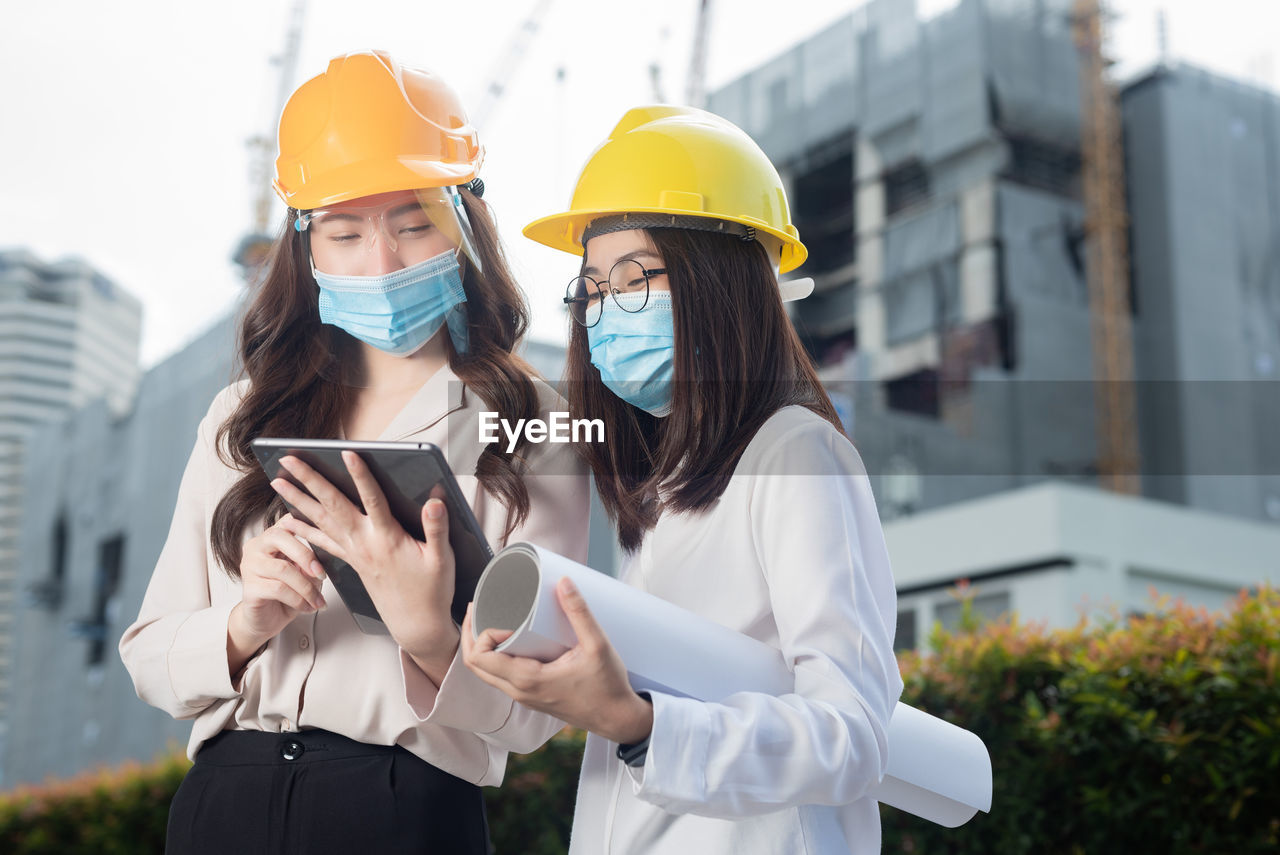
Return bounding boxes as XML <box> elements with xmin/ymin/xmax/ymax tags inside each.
<box><xmin>461</xmin><ymin>106</ymin><xmax>904</xmax><ymax>854</ymax></box>
<box><xmin>119</xmin><ymin>51</ymin><xmax>584</xmax><ymax>854</ymax></box>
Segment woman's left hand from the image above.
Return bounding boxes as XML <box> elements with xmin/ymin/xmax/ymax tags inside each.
<box><xmin>271</xmin><ymin>452</ymin><xmax>459</xmax><ymax>671</ymax></box>
<box><xmin>461</xmin><ymin>577</ymin><xmax>653</xmax><ymax>745</ymax></box>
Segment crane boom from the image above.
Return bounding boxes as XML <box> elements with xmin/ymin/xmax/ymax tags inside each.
<box><xmin>686</xmin><ymin>0</ymin><xmax>713</xmax><ymax>108</ymax></box>
<box><xmin>251</xmin><ymin>0</ymin><xmax>306</xmax><ymax>234</ymax></box>
<box><xmin>1072</xmin><ymin>0</ymin><xmax>1141</xmax><ymax>495</ymax></box>
<box><xmin>235</xmin><ymin>0</ymin><xmax>307</xmax><ymax>282</ymax></box>
<box><xmin>470</xmin><ymin>0</ymin><xmax>555</xmax><ymax>130</ymax></box>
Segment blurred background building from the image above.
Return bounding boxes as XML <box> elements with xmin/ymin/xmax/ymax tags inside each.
<box><xmin>3</xmin><ymin>0</ymin><xmax>1278</xmax><ymax>788</ymax></box>
<box><xmin>708</xmin><ymin>0</ymin><xmax>1280</xmax><ymax>524</ymax></box>
<box><xmin>0</xmin><ymin>249</ymin><xmax>141</xmax><ymax>785</ymax></box>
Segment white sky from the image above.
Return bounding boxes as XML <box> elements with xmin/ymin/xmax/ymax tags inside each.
<box><xmin>3</xmin><ymin>0</ymin><xmax>1277</xmax><ymax>367</ymax></box>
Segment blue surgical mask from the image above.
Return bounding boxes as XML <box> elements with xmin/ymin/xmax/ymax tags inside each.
<box><xmin>314</xmin><ymin>250</ymin><xmax>469</xmax><ymax>357</ymax></box>
<box><xmin>587</xmin><ymin>292</ymin><xmax>675</xmax><ymax>417</ymax></box>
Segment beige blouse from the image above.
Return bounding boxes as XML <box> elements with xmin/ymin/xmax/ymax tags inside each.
<box><xmin>119</xmin><ymin>364</ymin><xmax>588</xmax><ymax>785</ymax></box>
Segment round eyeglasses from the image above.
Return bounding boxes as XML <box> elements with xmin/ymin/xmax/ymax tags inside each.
<box><xmin>563</xmin><ymin>259</ymin><xmax>667</xmax><ymax>327</ymax></box>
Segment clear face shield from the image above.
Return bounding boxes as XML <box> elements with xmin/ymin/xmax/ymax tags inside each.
<box><xmin>295</xmin><ymin>185</ymin><xmax>482</xmax><ymax>277</ymax></box>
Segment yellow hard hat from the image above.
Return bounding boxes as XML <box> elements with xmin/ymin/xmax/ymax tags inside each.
<box><xmin>523</xmin><ymin>105</ymin><xmax>808</xmax><ymax>273</ymax></box>
<box><xmin>273</xmin><ymin>50</ymin><xmax>483</xmax><ymax>210</ymax></box>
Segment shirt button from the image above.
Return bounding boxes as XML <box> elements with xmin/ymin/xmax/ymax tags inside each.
<box><xmin>281</xmin><ymin>740</ymin><xmax>304</xmax><ymax>761</ymax></box>
<box><xmin>299</xmin><ymin>635</ymin><xmax>310</xmax><ymax>650</ymax></box>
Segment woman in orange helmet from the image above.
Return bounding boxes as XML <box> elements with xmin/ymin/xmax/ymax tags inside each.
<box><xmin>120</xmin><ymin>51</ymin><xmax>585</xmax><ymax>854</ymax></box>
<box><xmin>460</xmin><ymin>106</ymin><xmax>903</xmax><ymax>854</ymax></box>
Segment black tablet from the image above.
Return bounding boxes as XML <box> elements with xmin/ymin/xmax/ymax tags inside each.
<box><xmin>251</xmin><ymin>438</ymin><xmax>493</xmax><ymax>634</ymax></box>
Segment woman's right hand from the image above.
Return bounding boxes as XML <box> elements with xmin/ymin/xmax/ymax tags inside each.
<box><xmin>227</xmin><ymin>515</ymin><xmax>327</xmax><ymax>675</ymax></box>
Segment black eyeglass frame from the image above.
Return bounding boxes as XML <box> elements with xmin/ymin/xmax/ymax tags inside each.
<box><xmin>562</xmin><ymin>259</ymin><xmax>667</xmax><ymax>327</ymax></box>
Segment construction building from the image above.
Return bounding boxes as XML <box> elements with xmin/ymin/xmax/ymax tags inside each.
<box><xmin>709</xmin><ymin>0</ymin><xmax>1100</xmax><ymax>517</ymax></box>
<box><xmin>3</xmin><ymin>315</ymin><xmax>231</xmax><ymax>787</ymax></box>
<box><xmin>707</xmin><ymin>0</ymin><xmax>1280</xmax><ymax>526</ymax></box>
<box><xmin>0</xmin><ymin>249</ymin><xmax>141</xmax><ymax>785</ymax></box>
<box><xmin>1123</xmin><ymin>61</ymin><xmax>1280</xmax><ymax>519</ymax></box>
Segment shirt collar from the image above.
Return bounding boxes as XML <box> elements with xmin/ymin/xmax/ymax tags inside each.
<box><xmin>379</xmin><ymin>361</ymin><xmax>468</xmax><ymax>441</ymax></box>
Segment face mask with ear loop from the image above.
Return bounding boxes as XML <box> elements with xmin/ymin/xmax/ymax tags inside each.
<box><xmin>587</xmin><ymin>291</ymin><xmax>677</xmax><ymax>417</ymax></box>
<box><xmin>296</xmin><ymin>183</ymin><xmax>484</xmax><ymax>357</ymax></box>
<box><xmin>311</xmin><ymin>250</ymin><xmax>469</xmax><ymax>357</ymax></box>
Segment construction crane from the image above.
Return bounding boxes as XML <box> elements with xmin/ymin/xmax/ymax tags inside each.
<box><xmin>1072</xmin><ymin>0</ymin><xmax>1141</xmax><ymax>495</ymax></box>
<box><xmin>233</xmin><ymin>0</ymin><xmax>307</xmax><ymax>285</ymax></box>
<box><xmin>650</xmin><ymin>25</ymin><xmax>672</xmax><ymax>102</ymax></box>
<box><xmin>469</xmin><ymin>0</ymin><xmax>555</xmax><ymax>130</ymax></box>
<box><xmin>685</xmin><ymin>0</ymin><xmax>713</xmax><ymax>108</ymax></box>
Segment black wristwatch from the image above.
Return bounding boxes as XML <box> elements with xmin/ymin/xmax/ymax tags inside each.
<box><xmin>615</xmin><ymin>692</ymin><xmax>653</xmax><ymax>767</ymax></box>
<box><xmin>616</xmin><ymin>735</ymin><xmax>650</xmax><ymax>767</ymax></box>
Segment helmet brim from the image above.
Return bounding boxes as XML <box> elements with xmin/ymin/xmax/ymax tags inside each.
<box><xmin>274</xmin><ymin>155</ymin><xmax>482</xmax><ymax>211</ymax></box>
<box><xmin>523</xmin><ymin>207</ymin><xmax>808</xmax><ymax>274</ymax></box>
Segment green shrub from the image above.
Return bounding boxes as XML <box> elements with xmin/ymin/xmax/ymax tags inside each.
<box><xmin>0</xmin><ymin>733</ymin><xmax>585</xmax><ymax>855</ymax></box>
<box><xmin>883</xmin><ymin>584</ymin><xmax>1280</xmax><ymax>854</ymax></box>
<box><xmin>2</xmin><ymin>588</ymin><xmax>1274</xmax><ymax>854</ymax></box>
<box><xmin>485</xmin><ymin>727</ymin><xmax>585</xmax><ymax>855</ymax></box>
<box><xmin>0</xmin><ymin>749</ymin><xmax>189</xmax><ymax>855</ymax></box>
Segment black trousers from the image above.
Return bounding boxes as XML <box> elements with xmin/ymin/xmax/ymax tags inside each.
<box><xmin>166</xmin><ymin>729</ymin><xmax>490</xmax><ymax>855</ymax></box>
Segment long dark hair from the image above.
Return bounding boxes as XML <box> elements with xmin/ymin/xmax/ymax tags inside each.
<box><xmin>211</xmin><ymin>189</ymin><xmax>536</xmax><ymax>577</ymax></box>
<box><xmin>567</xmin><ymin>228</ymin><xmax>842</xmax><ymax>551</ymax></box>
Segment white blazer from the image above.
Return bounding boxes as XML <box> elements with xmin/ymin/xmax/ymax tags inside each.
<box><xmin>568</xmin><ymin>405</ymin><xmax>904</xmax><ymax>855</ymax></box>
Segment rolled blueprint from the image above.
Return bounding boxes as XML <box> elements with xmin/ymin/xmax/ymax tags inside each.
<box><xmin>472</xmin><ymin>542</ymin><xmax>993</xmax><ymax>828</ymax></box>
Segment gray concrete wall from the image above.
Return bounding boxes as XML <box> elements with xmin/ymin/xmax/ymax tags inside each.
<box><xmin>5</xmin><ymin>314</ymin><xmax>237</xmax><ymax>786</ymax></box>
<box><xmin>1123</xmin><ymin>66</ymin><xmax>1280</xmax><ymax>523</ymax></box>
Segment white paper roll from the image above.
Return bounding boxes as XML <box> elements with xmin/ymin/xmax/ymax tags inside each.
<box><xmin>472</xmin><ymin>542</ymin><xmax>993</xmax><ymax>827</ymax></box>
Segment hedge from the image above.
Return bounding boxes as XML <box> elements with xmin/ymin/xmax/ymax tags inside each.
<box><xmin>0</xmin><ymin>730</ymin><xmax>585</xmax><ymax>855</ymax></box>
<box><xmin>883</xmin><ymin>584</ymin><xmax>1280</xmax><ymax>853</ymax></box>
<box><xmin>2</xmin><ymin>586</ymin><xmax>1275</xmax><ymax>853</ymax></box>
<box><xmin>0</xmin><ymin>752</ymin><xmax>188</xmax><ymax>855</ymax></box>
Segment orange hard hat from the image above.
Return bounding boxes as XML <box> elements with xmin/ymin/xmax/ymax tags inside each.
<box><xmin>273</xmin><ymin>50</ymin><xmax>483</xmax><ymax>210</ymax></box>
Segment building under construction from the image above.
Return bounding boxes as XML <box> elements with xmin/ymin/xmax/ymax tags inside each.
<box><xmin>708</xmin><ymin>0</ymin><xmax>1280</xmax><ymax>524</ymax></box>
<box><xmin>0</xmin><ymin>251</ymin><xmax>141</xmax><ymax>787</ymax></box>
<box><xmin>4</xmin><ymin>0</ymin><xmax>1279</xmax><ymax>787</ymax></box>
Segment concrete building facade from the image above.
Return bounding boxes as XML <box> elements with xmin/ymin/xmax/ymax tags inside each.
<box><xmin>888</xmin><ymin>482</ymin><xmax>1280</xmax><ymax>651</ymax></box>
<box><xmin>708</xmin><ymin>0</ymin><xmax>1104</xmax><ymax>517</ymax></box>
<box><xmin>1122</xmin><ymin>64</ymin><xmax>1280</xmax><ymax>521</ymax></box>
<box><xmin>0</xmin><ymin>249</ymin><xmax>141</xmax><ymax>782</ymax></box>
<box><xmin>708</xmin><ymin>0</ymin><xmax>1280</xmax><ymax>526</ymax></box>
<box><xmin>3</xmin><ymin>312</ymin><xmax>230</xmax><ymax>788</ymax></box>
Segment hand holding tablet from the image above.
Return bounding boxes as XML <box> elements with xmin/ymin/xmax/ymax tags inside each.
<box><xmin>251</xmin><ymin>439</ymin><xmax>493</xmax><ymax>636</ymax></box>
